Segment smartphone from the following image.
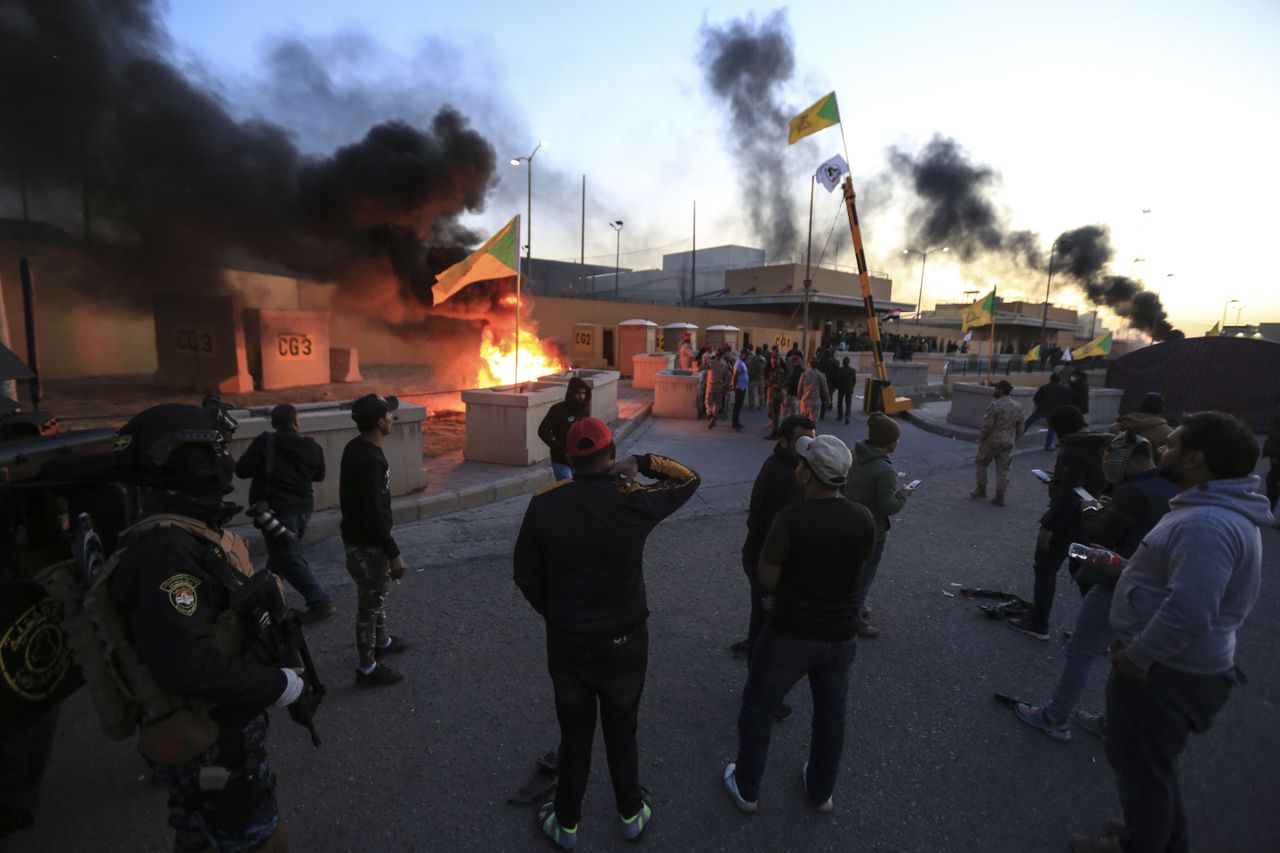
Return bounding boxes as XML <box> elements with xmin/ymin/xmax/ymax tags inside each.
<box><xmin>906</xmin><ymin>479</ymin><xmax>923</xmax><ymax>489</ymax></box>
<box><xmin>1073</xmin><ymin>486</ymin><xmax>1096</xmax><ymax>503</ymax></box>
<box><xmin>1032</xmin><ymin>468</ymin><xmax>1052</xmax><ymax>483</ymax></box>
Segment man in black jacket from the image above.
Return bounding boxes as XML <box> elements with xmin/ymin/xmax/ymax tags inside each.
<box><xmin>835</xmin><ymin>357</ymin><xmax>857</xmax><ymax>424</ymax></box>
<box><xmin>537</xmin><ymin>377</ymin><xmax>592</xmax><ymax>482</ymax></box>
<box><xmin>1009</xmin><ymin>405</ymin><xmax>1108</xmax><ymax>640</ymax></box>
<box><xmin>235</xmin><ymin>403</ymin><xmax>332</xmax><ymax>623</ymax></box>
<box><xmin>340</xmin><ymin>393</ymin><xmax>409</xmax><ymax>687</ymax></box>
<box><xmin>514</xmin><ymin>417</ymin><xmax>699</xmax><ymax>849</ymax></box>
<box><xmin>1025</xmin><ymin>373</ymin><xmax>1073</xmax><ymax>451</ymax></box>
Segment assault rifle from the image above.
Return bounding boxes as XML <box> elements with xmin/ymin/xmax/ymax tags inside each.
<box><xmin>230</xmin><ymin>570</ymin><xmax>327</xmax><ymax>746</ymax></box>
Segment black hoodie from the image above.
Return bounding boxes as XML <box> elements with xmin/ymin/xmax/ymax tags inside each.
<box><xmin>537</xmin><ymin>377</ymin><xmax>593</xmax><ymax>465</ymax></box>
<box><xmin>234</xmin><ymin>428</ymin><xmax>325</xmax><ymax>514</ymax></box>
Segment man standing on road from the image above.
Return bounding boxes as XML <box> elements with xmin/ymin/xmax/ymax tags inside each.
<box><xmin>1071</xmin><ymin>412</ymin><xmax>1272</xmax><ymax>853</ymax></box>
<box><xmin>1025</xmin><ymin>372</ymin><xmax>1072</xmax><ymax>451</ymax></box>
<box><xmin>340</xmin><ymin>393</ymin><xmax>409</xmax><ymax>687</ymax></box>
<box><xmin>797</xmin><ymin>358</ymin><xmax>830</xmax><ymax>423</ymax></box>
<box><xmin>514</xmin><ymin>417</ymin><xmax>700</xmax><ymax>849</ymax></box>
<box><xmin>705</xmin><ymin>349</ymin><xmax>732</xmax><ymax>429</ymax></box>
<box><xmin>818</xmin><ymin>348</ymin><xmax>840</xmax><ymax>421</ymax></box>
<box><xmin>731</xmin><ymin>348</ymin><xmax>750</xmax><ymax>431</ymax></box>
<box><xmin>843</xmin><ymin>413</ymin><xmax>915</xmax><ymax>638</ymax></box>
<box><xmin>971</xmin><ymin>380</ymin><xmax>1024</xmax><ymax>506</ymax></box>
<box><xmin>724</xmin><ymin>435</ymin><xmax>875</xmax><ymax>815</ymax></box>
<box><xmin>538</xmin><ymin>377</ymin><xmax>592</xmax><ymax>482</ymax></box>
<box><xmin>235</xmin><ymin>403</ymin><xmax>333</xmax><ymax>623</ymax></box>
<box><xmin>764</xmin><ymin>353</ymin><xmax>789</xmax><ymax>440</ymax></box>
<box><xmin>747</xmin><ymin>346</ymin><xmax>766</xmax><ymax>411</ymax></box>
<box><xmin>835</xmin><ymin>357</ymin><xmax>858</xmax><ymax>425</ymax></box>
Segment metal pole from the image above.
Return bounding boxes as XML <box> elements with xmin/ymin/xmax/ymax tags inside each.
<box><xmin>914</xmin><ymin>250</ymin><xmax>928</xmax><ymax>329</ymax></box>
<box><xmin>802</xmin><ymin>176</ymin><xmax>814</xmax><ymax>357</ymax></box>
<box><xmin>614</xmin><ymin>227</ymin><xmax>621</xmax><ymax>299</ymax></box>
<box><xmin>0</xmin><ymin>271</ymin><xmax>16</xmax><ymax>401</ymax></box>
<box><xmin>515</xmin><ymin>216</ymin><xmax>521</xmax><ymax>387</ymax></box>
<box><xmin>579</xmin><ymin>175</ymin><xmax>585</xmax><ymax>294</ymax></box>
<box><xmin>691</xmin><ymin>200</ymin><xmax>697</xmax><ymax>307</ymax></box>
<box><xmin>526</xmin><ymin>151</ymin><xmax>533</xmax><ymax>288</ymax></box>
<box><xmin>19</xmin><ymin>258</ymin><xmax>41</xmax><ymax>408</ymax></box>
<box><xmin>1040</xmin><ymin>238</ymin><xmax>1057</xmax><ymax>368</ymax></box>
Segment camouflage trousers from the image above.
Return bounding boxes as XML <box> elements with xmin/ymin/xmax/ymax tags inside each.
<box><xmin>767</xmin><ymin>388</ymin><xmax>784</xmax><ymax>433</ymax></box>
<box><xmin>148</xmin><ymin>715</ymin><xmax>281</xmax><ymax>853</ymax></box>
<box><xmin>975</xmin><ymin>440</ymin><xmax>1015</xmax><ymax>495</ymax></box>
<box><xmin>705</xmin><ymin>385</ymin><xmax>729</xmax><ymax>419</ymax></box>
<box><xmin>344</xmin><ymin>544</ymin><xmax>392</xmax><ymax>662</ymax></box>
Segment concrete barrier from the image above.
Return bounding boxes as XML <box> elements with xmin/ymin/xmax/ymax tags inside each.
<box><xmin>632</xmin><ymin>353</ymin><xmax>675</xmax><ymax>390</ymax></box>
<box><xmin>653</xmin><ymin>369</ymin><xmax>700</xmax><ymax>419</ymax></box>
<box><xmin>228</xmin><ymin>400</ymin><xmax>427</xmax><ymax>511</ymax></box>
<box><xmin>538</xmin><ymin>368</ymin><xmax>620</xmax><ymax>423</ymax></box>
<box><xmin>886</xmin><ymin>362</ymin><xmax>929</xmax><ymax>390</ymax></box>
<box><xmin>1087</xmin><ymin>388</ymin><xmax>1124</xmax><ymax>427</ymax></box>
<box><xmin>461</xmin><ymin>381</ymin><xmax>563</xmax><ymax>466</ymax></box>
<box><xmin>947</xmin><ymin>382</ymin><xmax>1036</xmax><ymax>428</ymax></box>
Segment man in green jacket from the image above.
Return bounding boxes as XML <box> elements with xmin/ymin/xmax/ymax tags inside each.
<box><xmin>842</xmin><ymin>413</ymin><xmax>916</xmax><ymax>637</ymax></box>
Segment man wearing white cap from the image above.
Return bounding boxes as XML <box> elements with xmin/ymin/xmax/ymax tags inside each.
<box><xmin>724</xmin><ymin>434</ymin><xmax>876</xmax><ymax>815</ymax></box>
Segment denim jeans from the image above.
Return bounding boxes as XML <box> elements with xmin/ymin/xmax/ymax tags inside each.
<box><xmin>547</xmin><ymin>624</ymin><xmax>648</xmax><ymax>826</ymax></box>
<box><xmin>741</xmin><ymin>555</ymin><xmax>767</xmax><ymax>669</ymax></box>
<box><xmin>264</xmin><ymin>511</ymin><xmax>329</xmax><ymax>609</ymax></box>
<box><xmin>1023</xmin><ymin>411</ymin><xmax>1055</xmax><ymax>449</ymax></box>
<box><xmin>735</xmin><ymin>625</ymin><xmax>857</xmax><ymax>805</ymax></box>
<box><xmin>853</xmin><ymin>535</ymin><xmax>887</xmax><ymax>616</ymax></box>
<box><xmin>1105</xmin><ymin>663</ymin><xmax>1234</xmax><ymax>853</ymax></box>
<box><xmin>550</xmin><ymin>462</ymin><xmax>573</xmax><ymax>482</ymax></box>
<box><xmin>1044</xmin><ymin>585</ymin><xmax>1114</xmax><ymax>720</ymax></box>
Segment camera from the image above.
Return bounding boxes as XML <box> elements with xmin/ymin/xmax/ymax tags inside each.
<box><xmin>246</xmin><ymin>501</ymin><xmax>298</xmax><ymax>543</ymax></box>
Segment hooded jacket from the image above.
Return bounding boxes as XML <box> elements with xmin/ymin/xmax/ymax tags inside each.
<box><xmin>537</xmin><ymin>377</ymin><xmax>592</xmax><ymax>465</ymax></box>
<box><xmin>1108</xmin><ymin>412</ymin><xmax>1173</xmax><ymax>449</ymax></box>
<box><xmin>1110</xmin><ymin>475</ymin><xmax>1272</xmax><ymax>674</ymax></box>
<box><xmin>1040</xmin><ymin>432</ymin><xmax>1108</xmax><ymax>533</ymax></box>
<box><xmin>1032</xmin><ymin>380</ymin><xmax>1073</xmax><ymax>415</ymax></box>
<box><xmin>234</xmin><ymin>428</ymin><xmax>325</xmax><ymax>514</ymax></box>
<box><xmin>844</xmin><ymin>441</ymin><xmax>908</xmax><ymax>536</ymax></box>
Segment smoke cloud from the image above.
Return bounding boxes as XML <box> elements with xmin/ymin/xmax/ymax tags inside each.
<box><xmin>0</xmin><ymin>0</ymin><xmax>502</xmax><ymax>331</ymax></box>
<box><xmin>699</xmin><ymin>11</ymin><xmax>800</xmax><ymax>260</ymax></box>
<box><xmin>1051</xmin><ymin>226</ymin><xmax>1183</xmax><ymax>340</ymax></box>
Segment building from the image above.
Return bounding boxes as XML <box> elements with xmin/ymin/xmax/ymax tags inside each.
<box><xmin>915</xmin><ymin>298</ymin><xmax>1079</xmax><ymax>355</ymax></box>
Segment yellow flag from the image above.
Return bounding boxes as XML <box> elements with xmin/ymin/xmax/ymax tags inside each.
<box><xmin>1024</xmin><ymin>344</ymin><xmax>1041</xmax><ymax>363</ymax></box>
<box><xmin>431</xmin><ymin>217</ymin><xmax>519</xmax><ymax>305</ymax></box>
<box><xmin>788</xmin><ymin>92</ymin><xmax>840</xmax><ymax>145</ymax></box>
<box><xmin>960</xmin><ymin>290</ymin><xmax>996</xmax><ymax>332</ymax></box>
<box><xmin>1071</xmin><ymin>331</ymin><xmax>1113</xmax><ymax>360</ymax></box>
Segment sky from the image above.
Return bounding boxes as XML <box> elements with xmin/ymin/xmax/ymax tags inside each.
<box><xmin>161</xmin><ymin>0</ymin><xmax>1280</xmax><ymax>337</ymax></box>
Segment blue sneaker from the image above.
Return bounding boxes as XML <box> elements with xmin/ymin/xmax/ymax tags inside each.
<box><xmin>1014</xmin><ymin>703</ymin><xmax>1071</xmax><ymax>742</ymax></box>
<box><xmin>620</xmin><ymin>792</ymin><xmax>652</xmax><ymax>841</ymax></box>
<box><xmin>537</xmin><ymin>802</ymin><xmax>577</xmax><ymax>850</ymax></box>
<box><xmin>723</xmin><ymin>762</ymin><xmax>758</xmax><ymax>813</ymax></box>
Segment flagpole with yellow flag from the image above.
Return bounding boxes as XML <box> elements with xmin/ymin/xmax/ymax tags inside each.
<box><xmin>988</xmin><ymin>286</ymin><xmax>998</xmax><ymax>380</ymax></box>
<box><xmin>515</xmin><ymin>215</ymin><xmax>522</xmax><ymax>387</ymax></box>
<box><xmin>1070</xmin><ymin>330</ymin><xmax>1113</xmax><ymax>361</ymax></box>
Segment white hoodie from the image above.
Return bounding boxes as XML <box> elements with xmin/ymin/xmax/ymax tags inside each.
<box><xmin>1110</xmin><ymin>475</ymin><xmax>1273</xmax><ymax>675</ymax></box>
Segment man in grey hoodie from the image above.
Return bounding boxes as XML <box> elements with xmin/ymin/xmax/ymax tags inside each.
<box><xmin>1071</xmin><ymin>411</ymin><xmax>1273</xmax><ymax>853</ymax></box>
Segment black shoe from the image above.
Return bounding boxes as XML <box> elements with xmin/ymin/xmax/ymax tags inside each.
<box><xmin>708</xmin><ymin>417</ymin><xmax>717</xmax><ymax>429</ymax></box>
<box><xmin>355</xmin><ymin>663</ymin><xmax>404</xmax><ymax>687</ymax></box>
<box><xmin>1007</xmin><ymin>616</ymin><xmax>1050</xmax><ymax>641</ymax></box>
<box><xmin>772</xmin><ymin>703</ymin><xmax>793</xmax><ymax>723</ymax></box>
<box><xmin>730</xmin><ymin>639</ymin><xmax>750</xmax><ymax>654</ymax></box>
<box><xmin>732</xmin><ymin>424</ymin><xmax>743</xmax><ymax>431</ymax></box>
<box><xmin>374</xmin><ymin>636</ymin><xmax>410</xmax><ymax>658</ymax></box>
<box><xmin>300</xmin><ymin>601</ymin><xmax>336</xmax><ymax>624</ymax></box>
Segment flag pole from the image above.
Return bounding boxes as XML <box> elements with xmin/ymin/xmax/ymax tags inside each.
<box><xmin>803</xmin><ymin>175</ymin><xmax>814</xmax><ymax>357</ymax></box>
<box><xmin>987</xmin><ymin>285</ymin><xmax>997</xmax><ymax>381</ymax></box>
<box><xmin>515</xmin><ymin>214</ymin><xmax>522</xmax><ymax>389</ymax></box>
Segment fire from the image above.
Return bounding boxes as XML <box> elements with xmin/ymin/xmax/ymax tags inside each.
<box><xmin>477</xmin><ymin>326</ymin><xmax>567</xmax><ymax>387</ymax></box>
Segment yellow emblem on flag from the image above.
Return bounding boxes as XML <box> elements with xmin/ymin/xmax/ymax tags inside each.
<box><xmin>960</xmin><ymin>290</ymin><xmax>996</xmax><ymax>332</ymax></box>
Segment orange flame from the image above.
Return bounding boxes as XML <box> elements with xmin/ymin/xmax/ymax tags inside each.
<box><xmin>476</xmin><ymin>326</ymin><xmax>567</xmax><ymax>387</ymax></box>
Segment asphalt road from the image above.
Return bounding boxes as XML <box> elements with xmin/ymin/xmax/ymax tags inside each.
<box><xmin>10</xmin><ymin>408</ymin><xmax>1279</xmax><ymax>852</ymax></box>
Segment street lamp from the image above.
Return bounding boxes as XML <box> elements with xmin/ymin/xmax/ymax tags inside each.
<box><xmin>509</xmin><ymin>140</ymin><xmax>549</xmax><ymax>273</ymax></box>
<box><xmin>1221</xmin><ymin>298</ymin><xmax>1239</xmax><ymax>329</ymax></box>
<box><xmin>609</xmin><ymin>220</ymin><xmax>624</xmax><ymax>299</ymax></box>
<box><xmin>902</xmin><ymin>246</ymin><xmax>948</xmax><ymax>329</ymax></box>
<box><xmin>1039</xmin><ymin>236</ymin><xmax>1073</xmax><ymax>367</ymax></box>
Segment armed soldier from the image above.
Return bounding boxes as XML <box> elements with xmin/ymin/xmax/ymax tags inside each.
<box><xmin>106</xmin><ymin>403</ymin><xmax>310</xmax><ymax>851</ymax></box>
<box><xmin>971</xmin><ymin>380</ymin><xmax>1025</xmax><ymax>506</ymax></box>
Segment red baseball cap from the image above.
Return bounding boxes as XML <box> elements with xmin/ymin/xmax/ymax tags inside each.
<box><xmin>565</xmin><ymin>417</ymin><xmax>613</xmax><ymax>457</ymax></box>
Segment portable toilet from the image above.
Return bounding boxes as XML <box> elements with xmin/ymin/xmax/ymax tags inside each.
<box><xmin>662</xmin><ymin>322</ymin><xmax>698</xmax><ymax>353</ymax></box>
<box><xmin>617</xmin><ymin>319</ymin><xmax>659</xmax><ymax>377</ymax></box>
<box><xmin>704</xmin><ymin>324</ymin><xmax>741</xmax><ymax>352</ymax></box>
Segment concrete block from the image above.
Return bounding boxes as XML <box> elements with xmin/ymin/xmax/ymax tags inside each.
<box><xmin>653</xmin><ymin>369</ymin><xmax>701</xmax><ymax>419</ymax></box>
<box><xmin>947</xmin><ymin>382</ymin><xmax>1036</xmax><ymax>428</ymax></box>
<box><xmin>632</xmin><ymin>353</ymin><xmax>675</xmax><ymax>390</ymax></box>
<box><xmin>461</xmin><ymin>381</ymin><xmax>564</xmax><ymax>466</ymax></box>
<box><xmin>153</xmin><ymin>294</ymin><xmax>253</xmax><ymax>393</ymax></box>
<box><xmin>330</xmin><ymin>347</ymin><xmax>363</xmax><ymax>383</ymax></box>
<box><xmin>244</xmin><ymin>309</ymin><xmax>331</xmax><ymax>390</ymax></box>
<box><xmin>1088</xmin><ymin>388</ymin><xmax>1124</xmax><ymax>427</ymax></box>
<box><xmin>886</xmin><ymin>362</ymin><xmax>929</xmax><ymax>390</ymax></box>
<box><xmin>538</xmin><ymin>369</ymin><xmax>620</xmax><ymax>423</ymax></box>
<box><xmin>227</xmin><ymin>400</ymin><xmax>427</xmax><ymax>512</ymax></box>
<box><xmin>616</xmin><ymin>319</ymin><xmax>658</xmax><ymax>377</ymax></box>
<box><xmin>572</xmin><ymin>323</ymin><xmax>605</xmax><ymax>369</ymax></box>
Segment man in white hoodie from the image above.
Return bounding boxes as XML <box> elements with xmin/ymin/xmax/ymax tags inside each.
<box><xmin>1071</xmin><ymin>411</ymin><xmax>1273</xmax><ymax>853</ymax></box>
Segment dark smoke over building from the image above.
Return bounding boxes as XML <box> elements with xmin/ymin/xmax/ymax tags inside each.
<box><xmin>0</xmin><ymin>0</ymin><xmax>499</xmax><ymax>329</ymax></box>
<box><xmin>699</xmin><ymin>10</ymin><xmax>800</xmax><ymax>259</ymax></box>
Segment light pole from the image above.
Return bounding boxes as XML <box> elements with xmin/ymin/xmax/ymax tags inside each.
<box><xmin>609</xmin><ymin>220</ymin><xmax>623</xmax><ymax>299</ymax></box>
<box><xmin>1039</xmin><ymin>236</ymin><xmax>1072</xmax><ymax>367</ymax></box>
<box><xmin>902</xmin><ymin>246</ymin><xmax>948</xmax><ymax>329</ymax></box>
<box><xmin>510</xmin><ymin>140</ymin><xmax>549</xmax><ymax>277</ymax></box>
<box><xmin>1234</xmin><ymin>304</ymin><xmax>1247</xmax><ymax>326</ymax></box>
<box><xmin>1221</xmin><ymin>298</ymin><xmax>1239</xmax><ymax>329</ymax></box>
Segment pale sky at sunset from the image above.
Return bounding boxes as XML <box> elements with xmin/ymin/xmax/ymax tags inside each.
<box><xmin>164</xmin><ymin>0</ymin><xmax>1280</xmax><ymax>337</ymax></box>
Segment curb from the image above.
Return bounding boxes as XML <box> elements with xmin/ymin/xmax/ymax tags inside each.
<box><xmin>237</xmin><ymin>401</ymin><xmax>655</xmax><ymax>554</ymax></box>
<box><xmin>901</xmin><ymin>409</ymin><xmax>979</xmax><ymax>442</ymax></box>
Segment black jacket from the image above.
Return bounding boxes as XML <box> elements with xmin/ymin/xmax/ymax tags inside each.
<box><xmin>234</xmin><ymin>428</ymin><xmax>325</xmax><ymax>514</ymax></box>
<box><xmin>109</xmin><ymin>513</ymin><xmax>285</xmax><ymax>728</ymax></box>
<box><xmin>835</xmin><ymin>364</ymin><xmax>858</xmax><ymax>394</ymax></box>
<box><xmin>537</xmin><ymin>378</ymin><xmax>592</xmax><ymax>465</ymax></box>
<box><xmin>1040</xmin><ymin>432</ymin><xmax>1108</xmax><ymax>534</ymax></box>
<box><xmin>1082</xmin><ymin>468</ymin><xmax>1179</xmax><ymax>575</ymax></box>
<box><xmin>743</xmin><ymin>444</ymin><xmax>802</xmax><ymax>565</ymax></box>
<box><xmin>514</xmin><ymin>454</ymin><xmax>699</xmax><ymax>636</ymax></box>
<box><xmin>339</xmin><ymin>437</ymin><xmax>399</xmax><ymax>559</ymax></box>
<box><xmin>1032</xmin><ymin>381</ymin><xmax>1073</xmax><ymax>415</ymax></box>
<box><xmin>1068</xmin><ymin>378</ymin><xmax>1090</xmax><ymax>414</ymax></box>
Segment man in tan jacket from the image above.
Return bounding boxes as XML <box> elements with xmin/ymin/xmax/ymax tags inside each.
<box><xmin>972</xmin><ymin>380</ymin><xmax>1025</xmax><ymax>506</ymax></box>
<box><xmin>1107</xmin><ymin>391</ymin><xmax>1173</xmax><ymax>449</ymax></box>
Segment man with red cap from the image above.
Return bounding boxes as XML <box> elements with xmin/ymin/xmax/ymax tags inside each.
<box><xmin>514</xmin><ymin>417</ymin><xmax>700</xmax><ymax>849</ymax></box>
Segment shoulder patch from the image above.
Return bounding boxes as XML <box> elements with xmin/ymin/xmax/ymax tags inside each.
<box><xmin>533</xmin><ymin>479</ymin><xmax>575</xmax><ymax>497</ymax></box>
<box><xmin>159</xmin><ymin>573</ymin><xmax>201</xmax><ymax>616</ymax></box>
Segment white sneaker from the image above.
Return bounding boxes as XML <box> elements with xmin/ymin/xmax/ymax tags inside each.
<box><xmin>722</xmin><ymin>763</ymin><xmax>758</xmax><ymax>813</ymax></box>
<box><xmin>801</xmin><ymin>761</ymin><xmax>833</xmax><ymax>813</ymax></box>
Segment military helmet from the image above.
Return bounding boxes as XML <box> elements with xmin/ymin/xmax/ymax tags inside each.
<box><xmin>113</xmin><ymin>402</ymin><xmax>236</xmax><ymax>495</ymax></box>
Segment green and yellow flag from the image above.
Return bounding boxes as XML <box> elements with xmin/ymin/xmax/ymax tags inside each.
<box><xmin>431</xmin><ymin>216</ymin><xmax>519</xmax><ymax>305</ymax></box>
<box><xmin>1024</xmin><ymin>344</ymin><xmax>1041</xmax><ymax>363</ymax></box>
<box><xmin>1071</xmin><ymin>331</ymin><xmax>1113</xmax><ymax>360</ymax></box>
<box><xmin>788</xmin><ymin>92</ymin><xmax>840</xmax><ymax>145</ymax></box>
<box><xmin>960</xmin><ymin>289</ymin><xmax>996</xmax><ymax>332</ymax></box>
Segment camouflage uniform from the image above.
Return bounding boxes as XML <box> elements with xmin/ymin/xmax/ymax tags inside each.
<box><xmin>766</xmin><ymin>360</ymin><xmax>788</xmax><ymax>436</ymax></box>
<box><xmin>797</xmin><ymin>368</ymin><xmax>830</xmax><ymax>423</ymax></box>
<box><xmin>344</xmin><ymin>545</ymin><xmax>391</xmax><ymax>662</ymax></box>
<box><xmin>705</xmin><ymin>358</ymin><xmax>732</xmax><ymax>422</ymax></box>
<box><xmin>975</xmin><ymin>395</ymin><xmax>1025</xmax><ymax>496</ymax></box>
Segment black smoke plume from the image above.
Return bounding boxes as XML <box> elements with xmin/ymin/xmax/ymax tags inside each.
<box><xmin>0</xmin><ymin>0</ymin><xmax>498</xmax><ymax>325</ymax></box>
<box><xmin>699</xmin><ymin>11</ymin><xmax>799</xmax><ymax>259</ymax></box>
<box><xmin>1052</xmin><ymin>226</ymin><xmax>1182</xmax><ymax>340</ymax></box>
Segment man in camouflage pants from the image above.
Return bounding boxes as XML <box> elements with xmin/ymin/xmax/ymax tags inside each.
<box><xmin>340</xmin><ymin>393</ymin><xmax>411</xmax><ymax>687</ymax></box>
<box><xmin>971</xmin><ymin>380</ymin><xmax>1025</xmax><ymax>506</ymax></box>
<box><xmin>765</xmin><ymin>353</ymin><xmax>788</xmax><ymax>439</ymax></box>
<box><xmin>705</xmin><ymin>350</ymin><xmax>733</xmax><ymax>429</ymax></box>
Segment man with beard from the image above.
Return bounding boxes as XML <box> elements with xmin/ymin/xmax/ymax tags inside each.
<box><xmin>538</xmin><ymin>377</ymin><xmax>593</xmax><ymax>482</ymax></box>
